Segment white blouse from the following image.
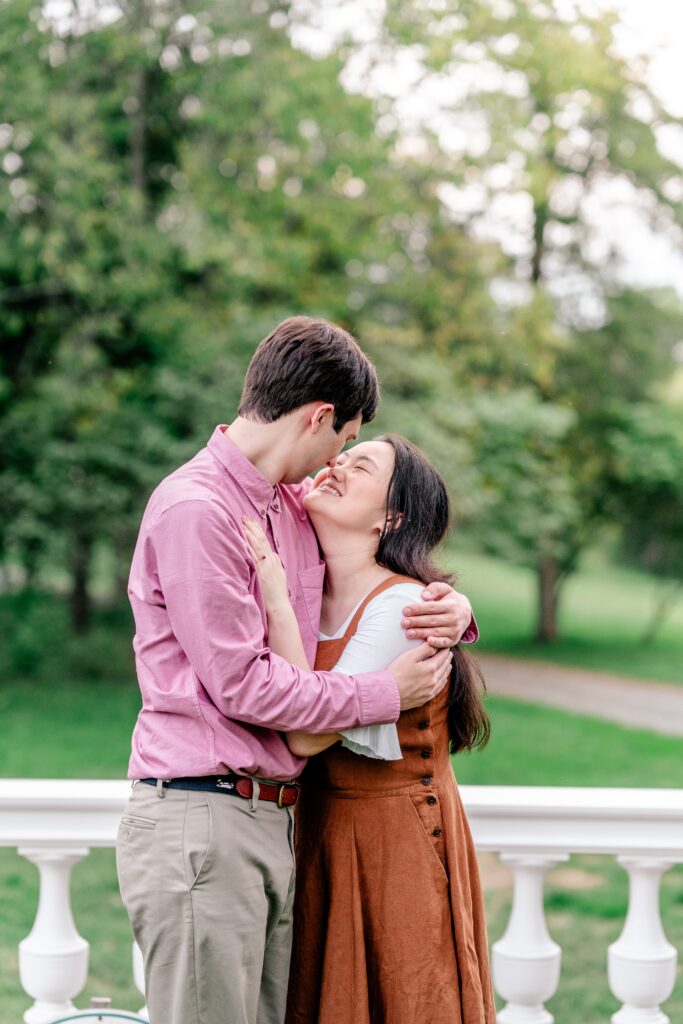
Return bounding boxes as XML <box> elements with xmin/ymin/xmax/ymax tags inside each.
<box><xmin>319</xmin><ymin>581</ymin><xmax>424</xmax><ymax>760</ymax></box>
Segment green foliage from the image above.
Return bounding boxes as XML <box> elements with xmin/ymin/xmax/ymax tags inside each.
<box><xmin>450</xmin><ymin>549</ymin><xmax>683</xmax><ymax>685</ymax></box>
<box><xmin>1</xmin><ymin>0</ymin><xmax>683</xmax><ymax>644</ymax></box>
<box><xmin>604</xmin><ymin>404</ymin><xmax>683</xmax><ymax>640</ymax></box>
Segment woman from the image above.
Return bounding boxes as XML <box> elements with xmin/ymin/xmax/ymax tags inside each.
<box><xmin>243</xmin><ymin>434</ymin><xmax>495</xmax><ymax>1024</ymax></box>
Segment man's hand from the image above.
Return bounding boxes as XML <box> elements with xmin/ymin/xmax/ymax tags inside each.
<box><xmin>401</xmin><ymin>581</ymin><xmax>474</xmax><ymax>649</ymax></box>
<box><xmin>388</xmin><ymin>643</ymin><xmax>453</xmax><ymax>711</ymax></box>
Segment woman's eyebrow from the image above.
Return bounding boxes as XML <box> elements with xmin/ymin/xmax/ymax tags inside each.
<box><xmin>352</xmin><ymin>454</ymin><xmax>380</xmax><ymax>470</ymax></box>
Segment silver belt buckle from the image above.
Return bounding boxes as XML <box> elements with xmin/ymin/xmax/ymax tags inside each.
<box><xmin>215</xmin><ymin>777</ymin><xmax>236</xmax><ymax>790</ymax></box>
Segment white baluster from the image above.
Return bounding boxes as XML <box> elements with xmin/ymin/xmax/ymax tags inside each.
<box><xmin>18</xmin><ymin>847</ymin><xmax>90</xmax><ymax>1024</ymax></box>
<box><xmin>132</xmin><ymin>941</ymin><xmax>149</xmax><ymax>1020</ymax></box>
<box><xmin>492</xmin><ymin>852</ymin><xmax>568</xmax><ymax>1024</ymax></box>
<box><xmin>608</xmin><ymin>856</ymin><xmax>678</xmax><ymax>1024</ymax></box>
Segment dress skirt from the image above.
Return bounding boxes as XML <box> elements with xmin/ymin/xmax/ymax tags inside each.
<box><xmin>285</xmin><ymin>684</ymin><xmax>496</xmax><ymax>1024</ymax></box>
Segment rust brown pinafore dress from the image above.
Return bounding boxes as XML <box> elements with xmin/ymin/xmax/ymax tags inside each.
<box><xmin>286</xmin><ymin>576</ymin><xmax>495</xmax><ymax>1024</ymax></box>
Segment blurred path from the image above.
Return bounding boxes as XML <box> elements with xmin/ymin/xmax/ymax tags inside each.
<box><xmin>478</xmin><ymin>654</ymin><xmax>683</xmax><ymax>737</ymax></box>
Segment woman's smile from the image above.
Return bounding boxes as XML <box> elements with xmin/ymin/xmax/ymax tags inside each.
<box><xmin>318</xmin><ymin>482</ymin><xmax>342</xmax><ymax>497</ymax></box>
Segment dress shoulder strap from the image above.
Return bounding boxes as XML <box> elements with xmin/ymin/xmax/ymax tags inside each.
<box><xmin>343</xmin><ymin>574</ymin><xmax>422</xmax><ymax>642</ymax></box>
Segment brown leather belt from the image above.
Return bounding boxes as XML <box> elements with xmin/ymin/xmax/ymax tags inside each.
<box><xmin>140</xmin><ymin>774</ymin><xmax>299</xmax><ymax>807</ymax></box>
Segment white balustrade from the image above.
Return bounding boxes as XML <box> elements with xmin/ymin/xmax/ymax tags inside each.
<box><xmin>1</xmin><ymin>781</ymin><xmax>682</xmax><ymax>1023</ymax></box>
<box><xmin>492</xmin><ymin>852</ymin><xmax>568</xmax><ymax>1023</ymax></box>
<box><xmin>608</xmin><ymin>856</ymin><xmax>678</xmax><ymax>1024</ymax></box>
<box><xmin>18</xmin><ymin>847</ymin><xmax>90</xmax><ymax>1024</ymax></box>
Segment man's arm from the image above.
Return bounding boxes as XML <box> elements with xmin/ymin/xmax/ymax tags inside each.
<box><xmin>151</xmin><ymin>499</ymin><xmax>394</xmax><ymax>734</ymax></box>
<box><xmin>151</xmin><ymin>500</ymin><xmax>449</xmax><ymax>734</ymax></box>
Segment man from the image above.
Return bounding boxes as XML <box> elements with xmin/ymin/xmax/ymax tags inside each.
<box><xmin>116</xmin><ymin>316</ymin><xmax>476</xmax><ymax>1024</ymax></box>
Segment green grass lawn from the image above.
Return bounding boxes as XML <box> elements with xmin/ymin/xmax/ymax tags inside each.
<box><xmin>1</xmin><ymin>683</ymin><xmax>682</xmax><ymax>1023</ymax></box>
<box><xmin>450</xmin><ymin>549</ymin><xmax>683</xmax><ymax>685</ymax></box>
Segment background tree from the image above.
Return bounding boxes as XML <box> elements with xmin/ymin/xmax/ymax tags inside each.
<box><xmin>349</xmin><ymin>0</ymin><xmax>683</xmax><ymax>637</ymax></box>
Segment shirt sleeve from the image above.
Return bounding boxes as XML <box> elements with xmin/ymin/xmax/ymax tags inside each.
<box><xmin>331</xmin><ymin>584</ymin><xmax>425</xmax><ymax>761</ymax></box>
<box><xmin>149</xmin><ymin>500</ymin><xmax>400</xmax><ymax>733</ymax></box>
<box><xmin>460</xmin><ymin>615</ymin><xmax>479</xmax><ymax>644</ymax></box>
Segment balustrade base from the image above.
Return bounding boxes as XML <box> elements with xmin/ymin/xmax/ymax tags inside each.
<box><xmin>24</xmin><ymin>999</ymin><xmax>78</xmax><ymax>1024</ymax></box>
<box><xmin>612</xmin><ymin>1008</ymin><xmax>670</xmax><ymax>1024</ymax></box>
<box><xmin>497</xmin><ymin>1002</ymin><xmax>553</xmax><ymax>1024</ymax></box>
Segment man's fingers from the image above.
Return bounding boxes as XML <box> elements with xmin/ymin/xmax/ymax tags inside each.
<box><xmin>402</xmin><ymin>602</ymin><xmax>445</xmax><ymax>618</ymax></box>
<box><xmin>407</xmin><ymin>625</ymin><xmax>453</xmax><ymax>639</ymax></box>
<box><xmin>404</xmin><ymin>614</ymin><xmax>458</xmax><ymax>630</ymax></box>
<box><xmin>421</xmin><ymin>582</ymin><xmax>452</xmax><ymax>599</ymax></box>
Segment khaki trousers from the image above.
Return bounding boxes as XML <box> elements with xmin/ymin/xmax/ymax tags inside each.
<box><xmin>116</xmin><ymin>781</ymin><xmax>296</xmax><ymax>1024</ymax></box>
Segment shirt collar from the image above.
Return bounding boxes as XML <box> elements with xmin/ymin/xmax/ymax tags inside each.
<box><xmin>207</xmin><ymin>425</ymin><xmax>279</xmax><ymax>514</ymax></box>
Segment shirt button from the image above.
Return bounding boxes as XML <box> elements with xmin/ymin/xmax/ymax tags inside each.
<box><xmin>420</xmin><ymin>749</ymin><xmax>431</xmax><ymax>759</ymax></box>
<box><xmin>418</xmin><ymin>720</ymin><xmax>429</xmax><ymax>730</ymax></box>
<box><xmin>259</xmin><ymin>509</ymin><xmax>266</xmax><ymax>517</ymax></box>
<box><xmin>427</xmin><ymin>796</ymin><xmax>437</xmax><ymax>806</ymax></box>
<box><xmin>432</xmin><ymin>828</ymin><xmax>442</xmax><ymax>837</ymax></box>
<box><xmin>272</xmin><ymin>501</ymin><xmax>280</xmax><ymax>512</ymax></box>
<box><xmin>421</xmin><ymin>776</ymin><xmax>432</xmax><ymax>787</ymax></box>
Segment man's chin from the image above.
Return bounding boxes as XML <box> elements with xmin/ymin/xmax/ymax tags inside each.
<box><xmin>281</xmin><ymin>470</ymin><xmax>311</xmax><ymax>486</ymax></box>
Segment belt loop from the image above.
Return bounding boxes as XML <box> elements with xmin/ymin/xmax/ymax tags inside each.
<box><xmin>156</xmin><ymin>779</ymin><xmax>168</xmax><ymax>799</ymax></box>
<box><xmin>249</xmin><ymin>779</ymin><xmax>260</xmax><ymax>812</ymax></box>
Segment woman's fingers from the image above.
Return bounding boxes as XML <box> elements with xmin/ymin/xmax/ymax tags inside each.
<box><xmin>426</xmin><ymin>635</ymin><xmax>453</xmax><ymax>649</ymax></box>
<box><xmin>410</xmin><ymin>641</ymin><xmax>441</xmax><ymax>662</ymax></box>
<box><xmin>243</xmin><ymin>517</ymin><xmax>270</xmax><ymax>561</ymax></box>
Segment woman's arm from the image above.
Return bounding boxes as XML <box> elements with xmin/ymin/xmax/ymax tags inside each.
<box><xmin>242</xmin><ymin>517</ymin><xmax>341</xmax><ymax>755</ymax></box>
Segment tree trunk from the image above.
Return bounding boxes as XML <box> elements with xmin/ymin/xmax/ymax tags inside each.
<box><xmin>130</xmin><ymin>0</ymin><xmax>149</xmax><ymax>212</ymax></box>
<box><xmin>71</xmin><ymin>534</ymin><xmax>92</xmax><ymax>634</ymax></box>
<box><xmin>531</xmin><ymin>200</ymin><xmax>548</xmax><ymax>284</ymax></box>
<box><xmin>536</xmin><ymin>554</ymin><xmax>560</xmax><ymax>643</ymax></box>
<box><xmin>642</xmin><ymin>582</ymin><xmax>681</xmax><ymax>646</ymax></box>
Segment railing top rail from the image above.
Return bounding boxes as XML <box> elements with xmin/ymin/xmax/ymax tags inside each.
<box><xmin>1</xmin><ymin>780</ymin><xmax>682</xmax><ymax>856</ymax></box>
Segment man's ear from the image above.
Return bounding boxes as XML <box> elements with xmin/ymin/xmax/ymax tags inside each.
<box><xmin>309</xmin><ymin>403</ymin><xmax>335</xmax><ymax>434</ymax></box>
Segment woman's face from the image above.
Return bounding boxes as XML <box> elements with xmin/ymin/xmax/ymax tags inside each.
<box><xmin>304</xmin><ymin>440</ymin><xmax>395</xmax><ymax>540</ymax></box>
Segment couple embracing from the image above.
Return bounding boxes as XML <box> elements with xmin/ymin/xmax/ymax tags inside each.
<box><xmin>116</xmin><ymin>316</ymin><xmax>495</xmax><ymax>1024</ymax></box>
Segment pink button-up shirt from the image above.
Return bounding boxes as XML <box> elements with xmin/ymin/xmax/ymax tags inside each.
<box><xmin>127</xmin><ymin>425</ymin><xmax>401</xmax><ymax>781</ymax></box>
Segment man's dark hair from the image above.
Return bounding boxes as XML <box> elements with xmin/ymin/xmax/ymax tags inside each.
<box><xmin>238</xmin><ymin>316</ymin><xmax>380</xmax><ymax>432</ymax></box>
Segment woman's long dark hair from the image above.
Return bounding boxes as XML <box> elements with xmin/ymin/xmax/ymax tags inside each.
<box><xmin>374</xmin><ymin>434</ymin><xmax>490</xmax><ymax>755</ymax></box>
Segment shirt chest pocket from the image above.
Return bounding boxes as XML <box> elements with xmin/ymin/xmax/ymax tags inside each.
<box><xmin>294</xmin><ymin>562</ymin><xmax>325</xmax><ymax>640</ymax></box>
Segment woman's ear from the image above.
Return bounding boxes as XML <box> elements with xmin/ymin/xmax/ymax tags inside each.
<box><xmin>376</xmin><ymin>511</ymin><xmax>403</xmax><ymax>536</ymax></box>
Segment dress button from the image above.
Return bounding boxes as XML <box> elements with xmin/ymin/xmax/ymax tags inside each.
<box><xmin>433</xmin><ymin>828</ymin><xmax>442</xmax><ymax>837</ymax></box>
<box><xmin>427</xmin><ymin>796</ymin><xmax>437</xmax><ymax>806</ymax></box>
<box><xmin>420</xmin><ymin>749</ymin><xmax>431</xmax><ymax>759</ymax></box>
<box><xmin>418</xmin><ymin>720</ymin><xmax>428</xmax><ymax>730</ymax></box>
<box><xmin>421</xmin><ymin>776</ymin><xmax>432</xmax><ymax>786</ymax></box>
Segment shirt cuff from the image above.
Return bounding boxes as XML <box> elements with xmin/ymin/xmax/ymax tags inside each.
<box><xmin>459</xmin><ymin>613</ymin><xmax>479</xmax><ymax>645</ymax></box>
<box><xmin>355</xmin><ymin>670</ymin><xmax>400</xmax><ymax>727</ymax></box>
